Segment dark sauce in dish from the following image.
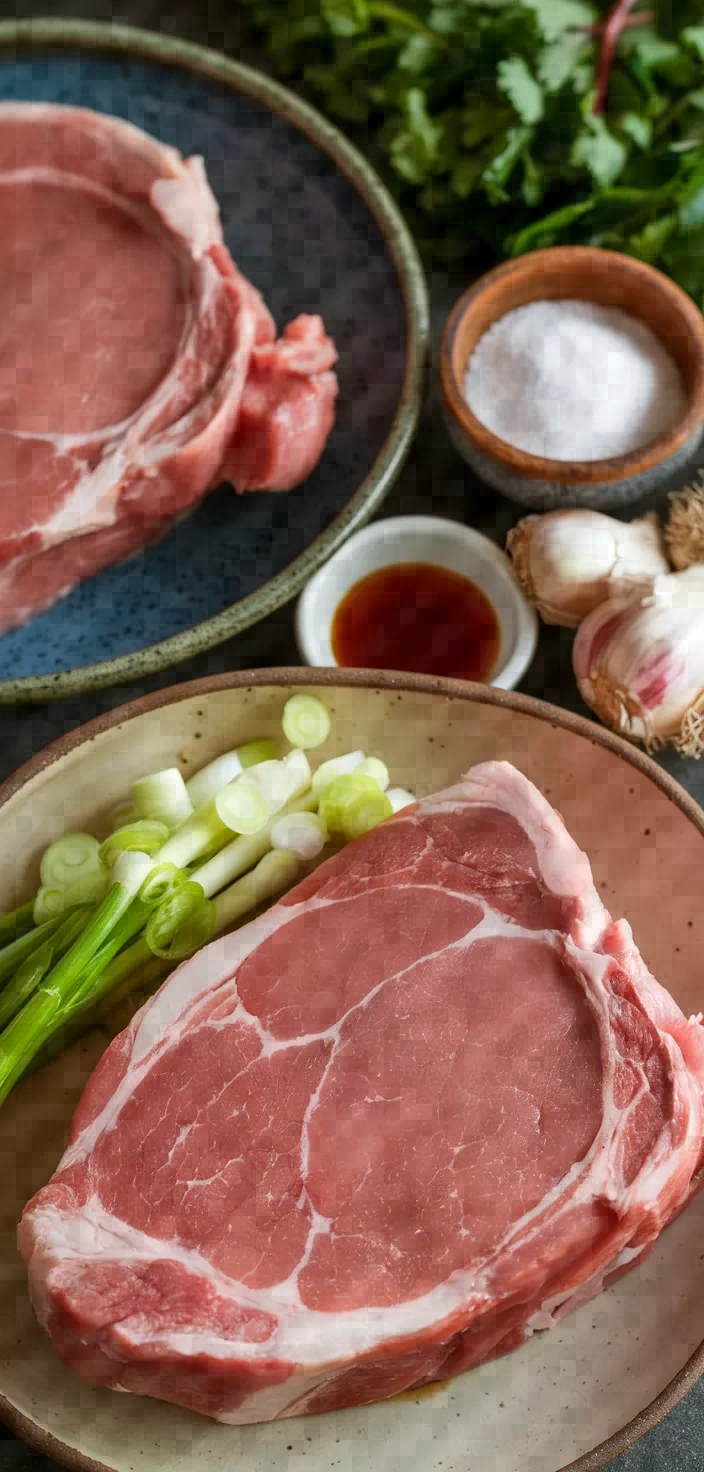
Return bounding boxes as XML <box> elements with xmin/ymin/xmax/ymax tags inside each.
<box><xmin>331</xmin><ymin>562</ymin><xmax>500</xmax><ymax>681</ymax></box>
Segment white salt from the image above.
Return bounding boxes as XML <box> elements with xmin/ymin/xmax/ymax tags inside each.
<box><xmin>463</xmin><ymin>298</ymin><xmax>687</xmax><ymax>462</ymax></box>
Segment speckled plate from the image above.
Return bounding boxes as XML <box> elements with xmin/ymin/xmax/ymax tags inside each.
<box><xmin>0</xmin><ymin>670</ymin><xmax>703</xmax><ymax>1472</ymax></box>
<box><xmin>0</xmin><ymin>20</ymin><xmax>428</xmax><ymax>703</ymax></box>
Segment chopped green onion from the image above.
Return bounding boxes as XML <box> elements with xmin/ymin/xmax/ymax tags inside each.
<box><xmin>191</xmin><ymin>791</ymin><xmax>318</xmax><ymax>898</ymax></box>
<box><xmin>99</xmin><ymin>820</ymin><xmax>170</xmax><ymax>868</ymax></box>
<box><xmin>387</xmin><ymin>787</ymin><xmax>417</xmax><ymax>813</ymax></box>
<box><xmin>40</xmin><ymin>833</ymin><xmax>102</xmax><ymax>891</ymax></box>
<box><xmin>312</xmin><ymin>750</ymin><xmax>365</xmax><ymax>796</ymax></box>
<box><xmin>157</xmin><ymin>802</ymin><xmax>231</xmax><ymax>871</ymax></box>
<box><xmin>318</xmin><ymin>773</ymin><xmax>387</xmax><ymax>834</ymax></box>
<box><xmin>33</xmin><ymin>865</ymin><xmax>108</xmax><ymax>924</ymax></box>
<box><xmin>215</xmin><ymin>778</ymin><xmax>270</xmax><ymax>835</ymax></box>
<box><xmin>131</xmin><ymin>768</ymin><xmax>194</xmax><ymax>829</ymax></box>
<box><xmin>242</xmin><ymin>749</ymin><xmax>312</xmax><ymax>818</ymax></box>
<box><xmin>341</xmin><ymin>790</ymin><xmax>393</xmax><ymax>841</ymax></box>
<box><xmin>212</xmin><ymin>850</ymin><xmax>300</xmax><ymax>934</ymax></box>
<box><xmin>110</xmin><ymin>798</ymin><xmax>139</xmax><ymax>831</ymax></box>
<box><xmin>355</xmin><ymin>757</ymin><xmax>390</xmax><ymax>791</ymax></box>
<box><xmin>186</xmin><ymin>751</ymin><xmax>243</xmax><ymax>808</ymax></box>
<box><xmin>237</xmin><ymin>739</ymin><xmax>279</xmax><ymax>770</ymax></box>
<box><xmin>138</xmin><ymin>862</ymin><xmax>187</xmax><ymax>910</ymax></box>
<box><xmin>146</xmin><ymin>882</ymin><xmax>215</xmax><ymax>960</ymax></box>
<box><xmin>282</xmin><ymin>694</ymin><xmax>331</xmax><ymax>750</ymax></box>
<box><xmin>270</xmin><ymin>812</ymin><xmax>328</xmax><ymax>860</ymax></box>
<box><xmin>187</xmin><ymin>740</ymin><xmax>281</xmax><ymax>808</ymax></box>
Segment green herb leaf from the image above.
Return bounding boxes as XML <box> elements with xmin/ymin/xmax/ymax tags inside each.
<box><xmin>497</xmin><ymin>57</ymin><xmax>544</xmax><ymax>123</ymax></box>
<box><xmin>571</xmin><ymin>110</ymin><xmax>629</xmax><ymax>187</ymax></box>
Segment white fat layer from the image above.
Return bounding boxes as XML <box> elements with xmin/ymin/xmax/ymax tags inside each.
<box><xmin>23</xmin><ymin>765</ymin><xmax>704</xmax><ymax>1394</ymax></box>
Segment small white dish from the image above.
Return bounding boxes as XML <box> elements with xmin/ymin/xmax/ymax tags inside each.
<box><xmin>295</xmin><ymin>515</ymin><xmax>538</xmax><ymax>690</ymax></box>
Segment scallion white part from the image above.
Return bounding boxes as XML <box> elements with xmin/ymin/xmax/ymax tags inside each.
<box><xmin>112</xmin><ymin>850</ymin><xmax>156</xmax><ymax>897</ymax></box>
<box><xmin>282</xmin><ymin>694</ymin><xmax>331</xmax><ymax>750</ymax></box>
<box><xmin>311</xmin><ymin>750</ymin><xmax>365</xmax><ymax>796</ymax></box>
<box><xmin>386</xmin><ymin>787</ymin><xmax>417</xmax><ymax>813</ymax></box>
<box><xmin>212</xmin><ymin>850</ymin><xmax>300</xmax><ymax>934</ymax></box>
<box><xmin>235</xmin><ymin>750</ymin><xmax>312</xmax><ymax>821</ymax></box>
<box><xmin>40</xmin><ymin>833</ymin><xmax>103</xmax><ymax>891</ymax></box>
<box><xmin>355</xmin><ymin>757</ymin><xmax>390</xmax><ymax>791</ymax></box>
<box><xmin>215</xmin><ymin>779</ymin><xmax>270</xmax><ymax>836</ymax></box>
<box><xmin>185</xmin><ymin>751</ymin><xmax>244</xmax><ymax>809</ymax></box>
<box><xmin>191</xmin><ymin>790</ymin><xmax>318</xmax><ymax>898</ymax></box>
<box><xmin>33</xmin><ymin>867</ymin><xmax>108</xmax><ymax>924</ymax></box>
<box><xmin>270</xmin><ymin>812</ymin><xmax>328</xmax><ymax>861</ymax></box>
<box><xmin>131</xmin><ymin>768</ymin><xmax>194</xmax><ymax>829</ymax></box>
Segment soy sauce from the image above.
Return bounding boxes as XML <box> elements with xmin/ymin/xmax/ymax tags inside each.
<box><xmin>331</xmin><ymin>562</ymin><xmax>500</xmax><ymax>682</ymax></box>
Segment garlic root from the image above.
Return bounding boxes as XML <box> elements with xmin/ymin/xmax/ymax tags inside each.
<box><xmin>506</xmin><ymin>509</ymin><xmax>668</xmax><ymax>628</ymax></box>
<box><xmin>665</xmin><ymin>477</ymin><xmax>704</xmax><ymax>571</ymax></box>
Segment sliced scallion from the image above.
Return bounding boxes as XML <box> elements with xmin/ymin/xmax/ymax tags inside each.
<box><xmin>355</xmin><ymin>757</ymin><xmax>390</xmax><ymax>791</ymax></box>
<box><xmin>146</xmin><ymin>882</ymin><xmax>215</xmax><ymax>961</ymax></box>
<box><xmin>33</xmin><ymin>865</ymin><xmax>107</xmax><ymax>925</ymax></box>
<box><xmin>270</xmin><ymin>811</ymin><xmax>328</xmax><ymax>860</ymax></box>
<box><xmin>318</xmin><ymin>773</ymin><xmax>387</xmax><ymax>834</ymax></box>
<box><xmin>191</xmin><ymin>790</ymin><xmax>318</xmax><ymax>898</ymax></box>
<box><xmin>212</xmin><ymin>850</ymin><xmax>299</xmax><ymax>934</ymax></box>
<box><xmin>131</xmin><ymin>768</ymin><xmax>194</xmax><ymax>829</ymax></box>
<box><xmin>39</xmin><ymin>833</ymin><xmax>102</xmax><ymax>891</ymax></box>
<box><xmin>311</xmin><ymin>751</ymin><xmax>365</xmax><ymax>796</ymax></box>
<box><xmin>99</xmin><ymin>820</ymin><xmax>170</xmax><ymax>869</ymax></box>
<box><xmin>282</xmin><ymin>694</ymin><xmax>331</xmax><ymax>750</ymax></box>
<box><xmin>138</xmin><ymin>862</ymin><xmax>187</xmax><ymax>910</ymax></box>
<box><xmin>156</xmin><ymin>802</ymin><xmax>231</xmax><ymax>871</ymax></box>
<box><xmin>215</xmin><ymin>778</ymin><xmax>270</xmax><ymax>835</ymax></box>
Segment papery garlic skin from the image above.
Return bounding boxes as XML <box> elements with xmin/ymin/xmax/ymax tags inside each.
<box><xmin>506</xmin><ymin>509</ymin><xmax>668</xmax><ymax>627</ymax></box>
<box><xmin>573</xmin><ymin>565</ymin><xmax>704</xmax><ymax>755</ymax></box>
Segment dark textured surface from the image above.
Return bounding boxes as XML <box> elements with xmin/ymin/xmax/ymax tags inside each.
<box><xmin>0</xmin><ymin>3</ymin><xmax>703</xmax><ymax>1470</ymax></box>
<box><xmin>0</xmin><ymin>46</ymin><xmax>405</xmax><ymax>678</ymax></box>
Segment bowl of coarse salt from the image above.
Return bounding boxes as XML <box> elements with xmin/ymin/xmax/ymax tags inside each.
<box><xmin>439</xmin><ymin>245</ymin><xmax>704</xmax><ymax>511</ymax></box>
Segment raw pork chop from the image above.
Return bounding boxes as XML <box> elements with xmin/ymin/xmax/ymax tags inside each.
<box><xmin>19</xmin><ymin>762</ymin><xmax>704</xmax><ymax>1423</ymax></box>
<box><xmin>0</xmin><ymin>104</ymin><xmax>338</xmax><ymax>631</ymax></box>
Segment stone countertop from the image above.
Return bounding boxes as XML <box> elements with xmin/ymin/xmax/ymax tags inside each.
<box><xmin>0</xmin><ymin>3</ymin><xmax>703</xmax><ymax>1470</ymax></box>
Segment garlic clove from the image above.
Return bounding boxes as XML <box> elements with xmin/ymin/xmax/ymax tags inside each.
<box><xmin>506</xmin><ymin>508</ymin><xmax>669</xmax><ymax>628</ymax></box>
<box><xmin>573</xmin><ymin>565</ymin><xmax>704</xmax><ymax>755</ymax></box>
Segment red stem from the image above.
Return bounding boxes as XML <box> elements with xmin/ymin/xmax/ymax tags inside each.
<box><xmin>578</xmin><ymin>10</ymin><xmax>653</xmax><ymax>34</ymax></box>
<box><xmin>593</xmin><ymin>0</ymin><xmax>641</xmax><ymax>115</ymax></box>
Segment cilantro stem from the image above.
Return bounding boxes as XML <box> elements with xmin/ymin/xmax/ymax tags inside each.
<box><xmin>367</xmin><ymin>2</ymin><xmax>445</xmax><ymax>44</ymax></box>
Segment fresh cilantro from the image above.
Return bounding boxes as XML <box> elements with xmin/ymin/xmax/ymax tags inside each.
<box><xmin>242</xmin><ymin>0</ymin><xmax>704</xmax><ymax>304</ymax></box>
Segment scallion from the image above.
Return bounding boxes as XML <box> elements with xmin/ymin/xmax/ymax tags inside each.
<box><xmin>40</xmin><ymin>833</ymin><xmax>102</xmax><ymax>891</ymax></box>
<box><xmin>318</xmin><ymin>773</ymin><xmax>387</xmax><ymax>835</ymax></box>
<box><xmin>270</xmin><ymin>811</ymin><xmax>328</xmax><ymax>860</ymax></box>
<box><xmin>311</xmin><ymin>750</ymin><xmax>365</xmax><ymax>795</ymax></box>
<box><xmin>282</xmin><ymin>694</ymin><xmax>331</xmax><ymax>750</ymax></box>
<box><xmin>131</xmin><ymin>768</ymin><xmax>194</xmax><ymax>829</ymax></box>
<box><xmin>212</xmin><ymin>849</ymin><xmax>299</xmax><ymax>934</ymax></box>
<box><xmin>355</xmin><ymin>757</ymin><xmax>390</xmax><ymax>791</ymax></box>
<box><xmin>185</xmin><ymin>739</ymin><xmax>278</xmax><ymax>809</ymax></box>
<box><xmin>146</xmin><ymin>882</ymin><xmax>215</xmax><ymax>961</ymax></box>
<box><xmin>99</xmin><ymin>820</ymin><xmax>170</xmax><ymax>869</ymax></box>
<box><xmin>215</xmin><ymin>778</ymin><xmax>270</xmax><ymax>835</ymax></box>
<box><xmin>191</xmin><ymin>790</ymin><xmax>318</xmax><ymax>898</ymax></box>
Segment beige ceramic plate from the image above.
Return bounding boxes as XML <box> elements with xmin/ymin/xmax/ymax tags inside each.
<box><xmin>0</xmin><ymin>670</ymin><xmax>703</xmax><ymax>1472</ymax></box>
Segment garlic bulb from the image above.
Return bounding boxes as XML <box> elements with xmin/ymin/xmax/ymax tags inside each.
<box><xmin>506</xmin><ymin>509</ymin><xmax>669</xmax><ymax>628</ymax></box>
<box><xmin>665</xmin><ymin>478</ymin><xmax>704</xmax><ymax>571</ymax></box>
<box><xmin>573</xmin><ymin>565</ymin><xmax>704</xmax><ymax>756</ymax></box>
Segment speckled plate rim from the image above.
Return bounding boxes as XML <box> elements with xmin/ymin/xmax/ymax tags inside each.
<box><xmin>0</xmin><ymin>665</ymin><xmax>703</xmax><ymax>1471</ymax></box>
<box><xmin>0</xmin><ymin>19</ymin><xmax>429</xmax><ymax>706</ymax></box>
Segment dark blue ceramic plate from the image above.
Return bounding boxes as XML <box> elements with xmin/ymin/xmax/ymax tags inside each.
<box><xmin>0</xmin><ymin>21</ymin><xmax>428</xmax><ymax>701</ymax></box>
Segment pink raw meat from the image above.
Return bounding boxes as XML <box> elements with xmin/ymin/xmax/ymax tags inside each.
<box><xmin>0</xmin><ymin>103</ymin><xmax>338</xmax><ymax>631</ymax></box>
<box><xmin>19</xmin><ymin>761</ymin><xmax>704</xmax><ymax>1423</ymax></box>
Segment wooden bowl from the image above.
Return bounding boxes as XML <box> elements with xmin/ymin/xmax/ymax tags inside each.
<box><xmin>2</xmin><ymin>669</ymin><xmax>704</xmax><ymax>1472</ymax></box>
<box><xmin>439</xmin><ymin>246</ymin><xmax>704</xmax><ymax>511</ymax></box>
